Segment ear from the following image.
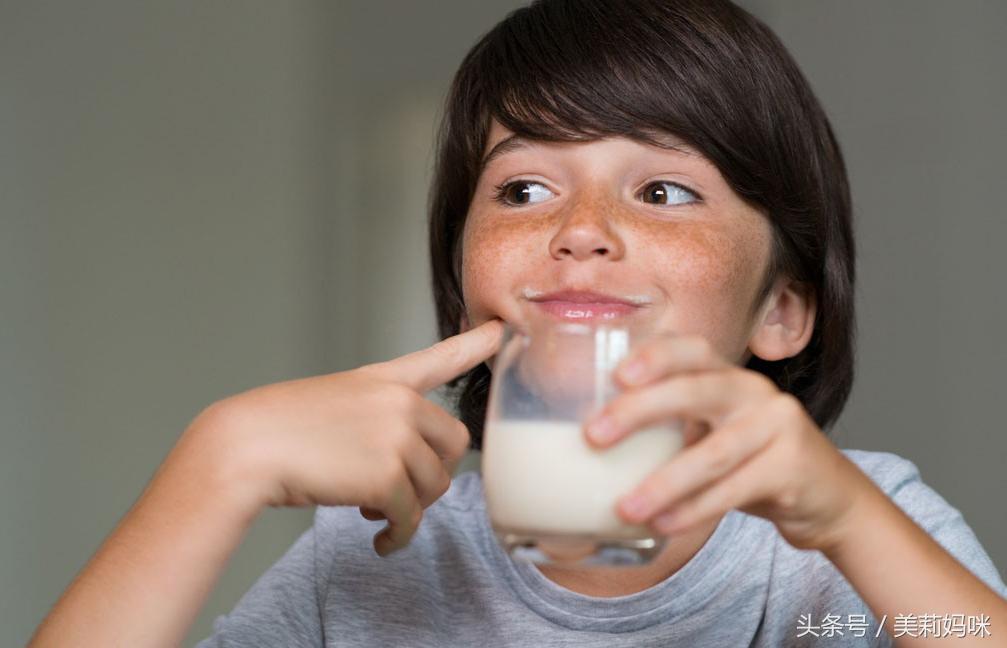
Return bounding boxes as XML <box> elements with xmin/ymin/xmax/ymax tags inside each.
<box><xmin>748</xmin><ymin>277</ymin><xmax>816</xmax><ymax>362</ymax></box>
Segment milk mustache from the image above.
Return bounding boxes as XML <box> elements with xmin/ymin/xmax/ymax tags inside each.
<box><xmin>482</xmin><ymin>418</ymin><xmax>683</xmax><ymax>538</ymax></box>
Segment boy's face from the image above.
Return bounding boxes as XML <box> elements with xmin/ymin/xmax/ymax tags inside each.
<box><xmin>461</xmin><ymin>119</ymin><xmax>790</xmax><ymax>366</ymax></box>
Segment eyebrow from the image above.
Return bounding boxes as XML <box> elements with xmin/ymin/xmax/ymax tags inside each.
<box><xmin>480</xmin><ymin>134</ymin><xmax>531</xmax><ymax>171</ymax></box>
<box><xmin>479</xmin><ymin>132</ymin><xmax>702</xmax><ymax>172</ymax></box>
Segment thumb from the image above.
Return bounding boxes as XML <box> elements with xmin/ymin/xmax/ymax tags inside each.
<box><xmin>370</xmin><ymin>318</ymin><xmax>505</xmax><ymax>393</ymax></box>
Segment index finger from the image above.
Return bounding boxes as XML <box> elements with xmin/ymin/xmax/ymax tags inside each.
<box><xmin>371</xmin><ymin>318</ymin><xmax>505</xmax><ymax>393</ymax></box>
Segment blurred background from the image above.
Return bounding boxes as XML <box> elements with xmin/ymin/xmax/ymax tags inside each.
<box><xmin>2</xmin><ymin>1</ymin><xmax>1005</xmax><ymax>645</ymax></box>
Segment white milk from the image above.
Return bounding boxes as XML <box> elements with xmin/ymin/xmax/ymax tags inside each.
<box><xmin>482</xmin><ymin>419</ymin><xmax>683</xmax><ymax>539</ymax></box>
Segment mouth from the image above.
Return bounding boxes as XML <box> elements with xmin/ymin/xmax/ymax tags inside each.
<box><xmin>524</xmin><ymin>288</ymin><xmax>651</xmax><ymax>321</ymax></box>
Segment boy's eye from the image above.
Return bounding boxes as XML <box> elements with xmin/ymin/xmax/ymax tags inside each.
<box><xmin>492</xmin><ymin>180</ymin><xmax>555</xmax><ymax>206</ymax></box>
<box><xmin>640</xmin><ymin>181</ymin><xmax>698</xmax><ymax>206</ymax></box>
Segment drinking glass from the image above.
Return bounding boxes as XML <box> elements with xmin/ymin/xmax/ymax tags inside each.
<box><xmin>481</xmin><ymin>309</ymin><xmax>684</xmax><ymax>566</ymax></box>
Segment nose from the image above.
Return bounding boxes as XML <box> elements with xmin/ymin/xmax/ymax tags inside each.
<box><xmin>548</xmin><ymin>201</ymin><xmax>626</xmax><ymax>262</ymax></box>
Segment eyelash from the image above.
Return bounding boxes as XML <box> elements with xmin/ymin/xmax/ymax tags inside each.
<box><xmin>490</xmin><ymin>179</ymin><xmax>702</xmax><ymax>206</ymax></box>
<box><xmin>491</xmin><ymin>180</ymin><xmax>541</xmax><ymax>206</ymax></box>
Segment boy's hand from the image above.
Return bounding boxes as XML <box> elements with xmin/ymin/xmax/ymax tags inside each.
<box><xmin>198</xmin><ymin>318</ymin><xmax>504</xmax><ymax>557</ymax></box>
<box><xmin>583</xmin><ymin>334</ymin><xmax>871</xmax><ymax>553</ymax></box>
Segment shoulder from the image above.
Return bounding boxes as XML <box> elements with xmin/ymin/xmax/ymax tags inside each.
<box><xmin>841</xmin><ymin>448</ymin><xmax>928</xmax><ymax>496</ymax></box>
<box><xmin>750</xmin><ymin>448</ymin><xmax>1006</xmax><ymax>644</ymax></box>
<box><xmin>841</xmin><ymin>448</ymin><xmax>966</xmax><ymax>535</ymax></box>
<box><xmin>841</xmin><ymin>448</ymin><xmax>1007</xmax><ymax>598</ymax></box>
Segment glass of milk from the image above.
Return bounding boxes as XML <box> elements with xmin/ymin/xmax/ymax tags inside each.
<box><xmin>481</xmin><ymin>311</ymin><xmax>684</xmax><ymax>566</ymax></box>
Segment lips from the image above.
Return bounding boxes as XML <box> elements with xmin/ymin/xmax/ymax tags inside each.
<box><xmin>528</xmin><ymin>289</ymin><xmax>649</xmax><ymax>321</ymax></box>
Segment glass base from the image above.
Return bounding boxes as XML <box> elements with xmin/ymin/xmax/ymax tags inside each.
<box><xmin>495</xmin><ymin>528</ymin><xmax>666</xmax><ymax>567</ymax></box>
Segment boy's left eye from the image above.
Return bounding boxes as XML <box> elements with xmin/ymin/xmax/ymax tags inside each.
<box><xmin>639</xmin><ymin>181</ymin><xmax>699</xmax><ymax>206</ymax></box>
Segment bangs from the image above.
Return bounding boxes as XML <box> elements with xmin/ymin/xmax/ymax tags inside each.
<box><xmin>468</xmin><ymin>0</ymin><xmax>751</xmax><ymax>164</ymax></box>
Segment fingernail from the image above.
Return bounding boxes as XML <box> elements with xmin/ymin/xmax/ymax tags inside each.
<box><xmin>618</xmin><ymin>359</ymin><xmax>647</xmax><ymax>384</ymax></box>
<box><xmin>619</xmin><ymin>493</ymin><xmax>650</xmax><ymax>520</ymax></box>
<box><xmin>654</xmin><ymin>510</ymin><xmax>680</xmax><ymax>532</ymax></box>
<box><xmin>587</xmin><ymin>416</ymin><xmax>619</xmax><ymax>443</ymax></box>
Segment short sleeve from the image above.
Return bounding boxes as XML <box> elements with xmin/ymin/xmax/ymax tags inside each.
<box><xmin>877</xmin><ymin>453</ymin><xmax>1007</xmax><ymax>600</ymax></box>
<box><xmin>767</xmin><ymin>451</ymin><xmax>1007</xmax><ymax>647</ymax></box>
<box><xmin>194</xmin><ymin>509</ymin><xmax>327</xmax><ymax>648</ymax></box>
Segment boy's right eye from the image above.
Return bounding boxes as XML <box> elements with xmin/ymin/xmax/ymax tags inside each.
<box><xmin>492</xmin><ymin>180</ymin><xmax>555</xmax><ymax>206</ymax></box>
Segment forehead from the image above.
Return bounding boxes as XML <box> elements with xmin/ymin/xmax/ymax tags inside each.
<box><xmin>481</xmin><ymin>119</ymin><xmax>706</xmax><ymax>169</ymax></box>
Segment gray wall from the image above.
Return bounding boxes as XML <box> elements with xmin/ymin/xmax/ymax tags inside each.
<box><xmin>2</xmin><ymin>2</ymin><xmax>1003</xmax><ymax>646</ymax></box>
<box><xmin>1</xmin><ymin>4</ymin><xmax>335</xmax><ymax>646</ymax></box>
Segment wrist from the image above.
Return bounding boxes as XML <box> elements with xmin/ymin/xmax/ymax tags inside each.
<box><xmin>176</xmin><ymin>402</ymin><xmax>274</xmax><ymax>522</ymax></box>
<box><xmin>813</xmin><ymin>460</ymin><xmax>886</xmax><ymax>559</ymax></box>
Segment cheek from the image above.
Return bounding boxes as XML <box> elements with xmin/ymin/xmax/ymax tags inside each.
<box><xmin>651</xmin><ymin>225</ymin><xmax>768</xmax><ymax>339</ymax></box>
<box><xmin>671</xmin><ymin>231</ymin><xmax>756</xmax><ymax>294</ymax></box>
<box><xmin>460</xmin><ymin>216</ymin><xmax>535</xmax><ymax>318</ymax></box>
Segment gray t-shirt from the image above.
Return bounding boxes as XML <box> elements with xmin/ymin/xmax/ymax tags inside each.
<box><xmin>196</xmin><ymin>449</ymin><xmax>1007</xmax><ymax>646</ymax></box>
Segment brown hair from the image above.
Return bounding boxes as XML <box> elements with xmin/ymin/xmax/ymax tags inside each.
<box><xmin>428</xmin><ymin>0</ymin><xmax>856</xmax><ymax>449</ymax></box>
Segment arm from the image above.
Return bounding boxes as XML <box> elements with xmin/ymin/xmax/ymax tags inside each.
<box><xmin>28</xmin><ymin>412</ymin><xmax>268</xmax><ymax>647</ymax></box>
<box><xmin>581</xmin><ymin>334</ymin><xmax>1006</xmax><ymax>646</ymax></box>
<box><xmin>28</xmin><ymin>319</ymin><xmax>505</xmax><ymax>647</ymax></box>
<box><xmin>821</xmin><ymin>469</ymin><xmax>1007</xmax><ymax>646</ymax></box>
